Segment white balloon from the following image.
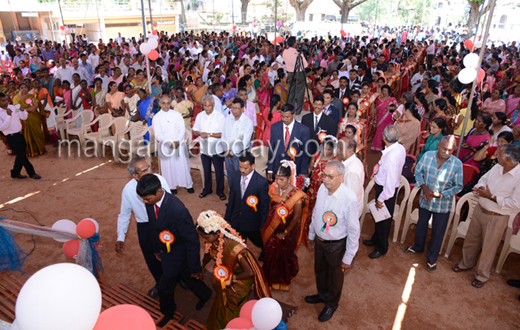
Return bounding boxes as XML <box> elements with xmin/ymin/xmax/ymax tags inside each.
<box><xmin>82</xmin><ymin>218</ymin><xmax>99</xmax><ymax>233</ymax></box>
<box><xmin>463</xmin><ymin>53</ymin><xmax>479</xmax><ymax>69</ymax></box>
<box><xmin>459</xmin><ymin>68</ymin><xmax>477</xmax><ymax>84</ymax></box>
<box><xmin>251</xmin><ymin>298</ymin><xmax>282</xmax><ymax>330</ymax></box>
<box><xmin>140</xmin><ymin>42</ymin><xmax>151</xmax><ymax>55</ymax></box>
<box><xmin>148</xmin><ymin>34</ymin><xmax>158</xmax><ymax>40</ymax></box>
<box><xmin>474</xmin><ymin>39</ymin><xmax>483</xmax><ymax>48</ymax></box>
<box><xmin>15</xmin><ymin>263</ymin><xmax>102</xmax><ymax>330</ymax></box>
<box><xmin>59</xmin><ymin>30</ymin><xmax>66</xmax><ymax>36</ymax></box>
<box><xmin>51</xmin><ymin>220</ymin><xmax>77</xmax><ymax>242</ymax></box>
<box><xmin>148</xmin><ymin>38</ymin><xmax>158</xmax><ymax>50</ymax></box>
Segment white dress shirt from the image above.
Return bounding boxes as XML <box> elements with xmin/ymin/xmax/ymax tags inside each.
<box><xmin>88</xmin><ymin>54</ymin><xmax>100</xmax><ymax>68</ymax></box>
<box><xmin>309</xmin><ymin>183</ymin><xmax>360</xmax><ymax>265</ymax></box>
<box><xmin>240</xmin><ymin>170</ymin><xmax>254</xmax><ymax>198</ymax></box>
<box><xmin>342</xmin><ymin>155</ymin><xmax>365</xmax><ymax>215</ymax></box>
<box><xmin>54</xmin><ymin>66</ymin><xmax>74</xmax><ymax>84</ymax></box>
<box><xmin>475</xmin><ymin>163</ymin><xmax>520</xmax><ymax>215</ymax></box>
<box><xmin>212</xmin><ymin>94</ymin><xmax>228</xmax><ymax>117</ymax></box>
<box><xmin>0</xmin><ymin>105</ymin><xmax>27</xmax><ymax>135</ymax></box>
<box><xmin>411</xmin><ymin>72</ymin><xmax>424</xmax><ymax>93</ymax></box>
<box><xmin>116</xmin><ymin>174</ymin><xmax>170</xmax><ymax>242</ymax></box>
<box><xmin>313</xmin><ymin>112</ymin><xmax>322</xmax><ymax>131</ymax></box>
<box><xmin>72</xmin><ymin>66</ymin><xmax>90</xmax><ymax>83</ymax></box>
<box><xmin>338</xmin><ymin>88</ymin><xmax>347</xmax><ymax>100</ymax></box>
<box><xmin>221</xmin><ymin>113</ymin><xmax>253</xmax><ymax>155</ymax></box>
<box><xmin>193</xmin><ymin>109</ymin><xmax>225</xmax><ymax>156</ymax></box>
<box><xmin>374</xmin><ymin>142</ymin><xmax>406</xmax><ymax>203</ymax></box>
<box><xmin>132</xmin><ymin>62</ymin><xmax>146</xmax><ymax>72</ymax></box>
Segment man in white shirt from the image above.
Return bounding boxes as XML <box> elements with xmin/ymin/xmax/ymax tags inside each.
<box><xmin>88</xmin><ymin>47</ymin><xmax>100</xmax><ymax>68</ymax></box>
<box><xmin>411</xmin><ymin>64</ymin><xmax>426</xmax><ymax>93</ymax></box>
<box><xmin>363</xmin><ymin>125</ymin><xmax>406</xmax><ymax>259</ymax></box>
<box><xmin>116</xmin><ymin>32</ymin><xmax>123</xmax><ymax>45</ymax></box>
<box><xmin>119</xmin><ymin>57</ymin><xmax>131</xmax><ymax>75</ymax></box>
<box><xmin>193</xmin><ymin>95</ymin><xmax>226</xmax><ymax>199</ymax></box>
<box><xmin>152</xmin><ymin>95</ymin><xmax>194</xmax><ymax>194</ymax></box>
<box><xmin>453</xmin><ymin>145</ymin><xmax>520</xmax><ymax>288</ymax></box>
<box><xmin>54</xmin><ymin>57</ymin><xmax>74</xmax><ymax>84</ymax></box>
<box><xmin>209</xmin><ymin>83</ymin><xmax>228</xmax><ymax>117</ymax></box>
<box><xmin>221</xmin><ymin>97</ymin><xmax>253</xmax><ymax>189</ymax></box>
<box><xmin>426</xmin><ymin>40</ymin><xmax>435</xmax><ymax>69</ymax></box>
<box><xmin>115</xmin><ymin>156</ymin><xmax>170</xmax><ymax>297</ymax></box>
<box><xmin>306</xmin><ymin>161</ymin><xmax>360</xmax><ymax>322</ymax></box>
<box><xmin>338</xmin><ymin>137</ymin><xmax>364</xmax><ymax>215</ymax></box>
<box><xmin>0</xmin><ymin>93</ymin><xmax>40</xmax><ymax>179</ymax></box>
<box><xmin>71</xmin><ymin>58</ymin><xmax>90</xmax><ymax>83</ymax></box>
<box><xmin>132</xmin><ymin>53</ymin><xmax>146</xmax><ymax>72</ymax></box>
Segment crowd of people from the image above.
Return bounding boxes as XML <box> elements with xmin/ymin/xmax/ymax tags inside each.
<box><xmin>1</xmin><ymin>26</ymin><xmax>520</xmax><ymax>328</ymax></box>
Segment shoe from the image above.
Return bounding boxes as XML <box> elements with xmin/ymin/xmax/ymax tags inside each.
<box><xmin>305</xmin><ymin>294</ymin><xmax>324</xmax><ymax>304</ymax></box>
<box><xmin>170</xmin><ymin>189</ymin><xmax>177</xmax><ymax>195</ymax></box>
<box><xmin>187</xmin><ymin>188</ymin><xmax>194</xmax><ymax>194</ymax></box>
<box><xmin>178</xmin><ymin>278</ymin><xmax>189</xmax><ymax>290</ymax></box>
<box><xmin>363</xmin><ymin>240</ymin><xmax>375</xmax><ymax>247</ymax></box>
<box><xmin>158</xmin><ymin>315</ymin><xmax>173</xmax><ymax>327</ymax></box>
<box><xmin>30</xmin><ymin>174</ymin><xmax>41</xmax><ymax>180</ymax></box>
<box><xmin>507</xmin><ymin>280</ymin><xmax>520</xmax><ymax>288</ymax></box>
<box><xmin>196</xmin><ymin>298</ymin><xmax>208</xmax><ymax>311</ymax></box>
<box><xmin>471</xmin><ymin>279</ymin><xmax>485</xmax><ymax>288</ymax></box>
<box><xmin>404</xmin><ymin>246</ymin><xmax>418</xmax><ymax>254</ymax></box>
<box><xmin>427</xmin><ymin>262</ymin><xmax>437</xmax><ymax>272</ymax></box>
<box><xmin>11</xmin><ymin>174</ymin><xmax>27</xmax><ymax>179</ymax></box>
<box><xmin>147</xmin><ymin>286</ymin><xmax>159</xmax><ymax>298</ymax></box>
<box><xmin>318</xmin><ymin>306</ymin><xmax>335</xmax><ymax>322</ymax></box>
<box><xmin>369</xmin><ymin>250</ymin><xmax>383</xmax><ymax>259</ymax></box>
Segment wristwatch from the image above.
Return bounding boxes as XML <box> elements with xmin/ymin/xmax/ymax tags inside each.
<box><xmin>491</xmin><ymin>194</ymin><xmax>496</xmax><ymax>201</ymax></box>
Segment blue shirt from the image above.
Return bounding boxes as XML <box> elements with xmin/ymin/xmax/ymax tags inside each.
<box><xmin>79</xmin><ymin>61</ymin><xmax>94</xmax><ymax>81</ymax></box>
<box><xmin>42</xmin><ymin>49</ymin><xmax>56</xmax><ymax>62</ymax></box>
<box><xmin>415</xmin><ymin>151</ymin><xmax>463</xmax><ymax>213</ymax></box>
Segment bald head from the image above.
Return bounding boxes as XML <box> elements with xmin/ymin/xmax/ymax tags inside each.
<box><xmin>159</xmin><ymin>95</ymin><xmax>171</xmax><ymax>111</ymax></box>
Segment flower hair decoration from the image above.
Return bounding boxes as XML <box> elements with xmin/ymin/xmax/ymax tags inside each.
<box><xmin>278</xmin><ymin>160</ymin><xmax>297</xmax><ymax>187</ymax></box>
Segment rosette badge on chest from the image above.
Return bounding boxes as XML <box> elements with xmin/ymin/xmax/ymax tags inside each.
<box><xmin>276</xmin><ymin>206</ymin><xmax>288</xmax><ymax>224</ymax></box>
<box><xmin>213</xmin><ymin>265</ymin><xmax>231</xmax><ymax>289</ymax></box>
<box><xmin>246</xmin><ymin>195</ymin><xmax>258</xmax><ymax>212</ymax></box>
<box><xmin>159</xmin><ymin>230</ymin><xmax>175</xmax><ymax>253</ymax></box>
<box><xmin>321</xmin><ymin>211</ymin><xmax>338</xmax><ymax>233</ymax></box>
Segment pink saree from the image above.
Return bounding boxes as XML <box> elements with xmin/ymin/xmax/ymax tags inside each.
<box><xmin>371</xmin><ymin>96</ymin><xmax>397</xmax><ymax>152</ymax></box>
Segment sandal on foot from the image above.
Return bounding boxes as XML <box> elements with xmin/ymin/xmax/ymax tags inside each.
<box><xmin>219</xmin><ymin>194</ymin><xmax>227</xmax><ymax>201</ymax></box>
<box><xmin>403</xmin><ymin>246</ymin><xmax>418</xmax><ymax>254</ymax></box>
<box><xmin>452</xmin><ymin>264</ymin><xmax>468</xmax><ymax>273</ymax></box>
<box><xmin>427</xmin><ymin>263</ymin><xmax>437</xmax><ymax>272</ymax></box>
<box><xmin>471</xmin><ymin>279</ymin><xmax>485</xmax><ymax>288</ymax></box>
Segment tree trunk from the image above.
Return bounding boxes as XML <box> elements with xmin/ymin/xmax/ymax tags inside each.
<box><xmin>241</xmin><ymin>0</ymin><xmax>249</xmax><ymax>23</ymax></box>
<box><xmin>466</xmin><ymin>1</ymin><xmax>480</xmax><ymax>38</ymax></box>
<box><xmin>341</xmin><ymin>1</ymin><xmax>351</xmax><ymax>24</ymax></box>
<box><xmin>179</xmin><ymin>0</ymin><xmax>187</xmax><ymax>25</ymax></box>
<box><xmin>294</xmin><ymin>6</ymin><xmax>307</xmax><ymax>21</ymax></box>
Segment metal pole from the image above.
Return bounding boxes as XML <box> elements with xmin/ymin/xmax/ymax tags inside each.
<box><xmin>374</xmin><ymin>0</ymin><xmax>379</xmax><ymax>36</ymax></box>
<box><xmin>456</xmin><ymin>0</ymin><xmax>496</xmax><ymax>158</ymax></box>
<box><xmin>95</xmin><ymin>0</ymin><xmax>101</xmax><ymax>40</ymax></box>
<box><xmin>57</xmin><ymin>0</ymin><xmax>65</xmax><ymax>28</ymax></box>
<box><xmin>140</xmin><ymin>0</ymin><xmax>147</xmax><ymax>39</ymax></box>
<box><xmin>274</xmin><ymin>0</ymin><xmax>277</xmax><ymax>40</ymax></box>
<box><xmin>160</xmin><ymin>0</ymin><xmax>163</xmax><ymax>24</ymax></box>
<box><xmin>48</xmin><ymin>11</ymin><xmax>55</xmax><ymax>42</ymax></box>
<box><xmin>148</xmin><ymin>0</ymin><xmax>154</xmax><ymax>31</ymax></box>
<box><xmin>213</xmin><ymin>0</ymin><xmax>215</xmax><ymax>32</ymax></box>
<box><xmin>7</xmin><ymin>0</ymin><xmax>17</xmax><ymax>34</ymax></box>
<box><xmin>473</xmin><ymin>0</ymin><xmax>487</xmax><ymax>39</ymax></box>
<box><xmin>232</xmin><ymin>0</ymin><xmax>235</xmax><ymax>35</ymax></box>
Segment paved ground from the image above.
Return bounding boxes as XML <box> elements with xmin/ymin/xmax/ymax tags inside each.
<box><xmin>1</xmin><ymin>139</ymin><xmax>519</xmax><ymax>330</ymax></box>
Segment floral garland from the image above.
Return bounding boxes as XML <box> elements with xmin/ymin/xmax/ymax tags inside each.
<box><xmin>197</xmin><ymin>210</ymin><xmax>246</xmax><ymax>267</ymax></box>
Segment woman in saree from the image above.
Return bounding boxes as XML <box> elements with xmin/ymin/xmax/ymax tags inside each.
<box><xmin>417</xmin><ymin>117</ymin><xmax>447</xmax><ymax>164</ymax></box>
<box><xmin>394</xmin><ymin>102</ymin><xmax>422</xmax><ymax>157</ymax></box>
<box><xmin>505</xmin><ymin>85</ymin><xmax>520</xmax><ymax>116</ymax></box>
<box><xmin>32</xmin><ymin>79</ymin><xmax>58</xmax><ymax>144</ymax></box>
<box><xmin>371</xmin><ymin>84</ymin><xmax>397</xmax><ymax>152</ymax></box>
<box><xmin>482</xmin><ymin>88</ymin><xmax>506</xmax><ymax>115</ymax></box>
<box><xmin>133</xmin><ymin>88</ymin><xmax>157</xmax><ymax>143</ymax></box>
<box><xmin>108</xmin><ymin>66</ymin><xmax>123</xmax><ymax>86</ymax></box>
<box><xmin>105</xmin><ymin>81</ymin><xmax>125</xmax><ymax>117</ymax></box>
<box><xmin>458</xmin><ymin>113</ymin><xmax>493</xmax><ymax>168</ymax></box>
<box><xmin>13</xmin><ymin>83</ymin><xmax>46</xmax><ymax>156</ymax></box>
<box><xmin>274</xmin><ymin>72</ymin><xmax>289</xmax><ymax>105</ymax></box>
<box><xmin>370</xmin><ymin>76</ymin><xmax>385</xmax><ymax>94</ymax></box>
<box><xmin>238</xmin><ymin>74</ymin><xmax>259</xmax><ymax>113</ymax></box>
<box><xmin>130</xmin><ymin>69</ymin><xmax>149</xmax><ymax>94</ymax></box>
<box><xmin>196</xmin><ymin>210</ymin><xmax>271</xmax><ymax>330</ymax></box>
<box><xmin>338</xmin><ymin>102</ymin><xmax>366</xmax><ymax>143</ymax></box>
<box><xmin>189</xmin><ymin>76</ymin><xmax>207</xmax><ymax>125</ymax></box>
<box><xmin>261</xmin><ymin>161</ymin><xmax>308</xmax><ymax>291</ymax></box>
<box><xmin>91</xmin><ymin>77</ymin><xmax>107</xmax><ymax>115</ymax></box>
<box><xmin>430</xmin><ymin>98</ymin><xmax>452</xmax><ymax>131</ymax></box>
<box><xmin>473</xmin><ymin>131</ymin><xmax>514</xmax><ymax>182</ymax></box>
<box><xmin>149</xmin><ymin>74</ymin><xmax>163</xmax><ymax>100</ymax></box>
<box><xmin>169</xmin><ymin>86</ymin><xmax>193</xmax><ymax>130</ymax></box>
<box><xmin>302</xmin><ymin>137</ymin><xmax>337</xmax><ymax>245</ymax></box>
<box><xmin>509</xmin><ymin>100</ymin><xmax>520</xmax><ymax>126</ymax></box>
<box><xmin>254</xmin><ymin>66</ymin><xmax>272</xmax><ymax>109</ymax></box>
<box><xmin>384</xmin><ymin>63</ymin><xmax>401</xmax><ymax>95</ymax></box>
<box><xmin>262</xmin><ymin>94</ymin><xmax>282</xmax><ymax>146</ymax></box>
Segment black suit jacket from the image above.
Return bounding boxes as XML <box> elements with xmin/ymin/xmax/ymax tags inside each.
<box><xmin>366</xmin><ymin>69</ymin><xmax>378</xmax><ymax>84</ymax></box>
<box><xmin>301</xmin><ymin>112</ymin><xmax>337</xmax><ymax>155</ymax></box>
<box><xmin>225</xmin><ymin>170</ymin><xmax>269</xmax><ymax>232</ymax></box>
<box><xmin>145</xmin><ymin>192</ymin><xmax>202</xmax><ymax>278</ymax></box>
<box><xmin>268</xmin><ymin>120</ymin><xmax>310</xmax><ymax>175</ymax></box>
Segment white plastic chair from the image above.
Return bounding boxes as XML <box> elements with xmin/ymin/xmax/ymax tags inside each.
<box><xmin>64</xmin><ymin>110</ymin><xmax>95</xmax><ymax>145</ymax></box>
<box><xmin>444</xmin><ymin>193</ymin><xmax>479</xmax><ymax>258</ymax></box>
<box><xmin>400</xmin><ymin>186</ymin><xmax>456</xmax><ymax>253</ymax></box>
<box><xmin>54</xmin><ymin>105</ymin><xmax>74</xmax><ymax>139</ymax></box>
<box><xmin>493</xmin><ymin>212</ymin><xmax>520</xmax><ymax>274</ymax></box>
<box><xmin>98</xmin><ymin>117</ymin><xmax>129</xmax><ymax>159</ymax></box>
<box><xmin>360</xmin><ymin>175</ymin><xmax>410</xmax><ymax>242</ymax></box>
<box><xmin>251</xmin><ymin>146</ymin><xmax>269</xmax><ymax>178</ymax></box>
<box><xmin>83</xmin><ymin>114</ymin><xmax>113</xmax><ymax>157</ymax></box>
<box><xmin>117</xmin><ymin>122</ymin><xmax>156</xmax><ymax>163</ymax></box>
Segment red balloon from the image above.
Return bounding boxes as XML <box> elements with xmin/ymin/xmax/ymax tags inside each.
<box><xmin>148</xmin><ymin>49</ymin><xmax>159</xmax><ymax>61</ymax></box>
<box><xmin>63</xmin><ymin>239</ymin><xmax>80</xmax><ymax>258</ymax></box>
<box><xmin>152</xmin><ymin>29</ymin><xmax>157</xmax><ymax>36</ymax></box>
<box><xmin>275</xmin><ymin>36</ymin><xmax>283</xmax><ymax>44</ymax></box>
<box><xmin>152</xmin><ymin>22</ymin><xmax>157</xmax><ymax>27</ymax></box>
<box><xmin>60</xmin><ymin>26</ymin><xmax>65</xmax><ymax>31</ymax></box>
<box><xmin>239</xmin><ymin>300</ymin><xmax>258</xmax><ymax>321</ymax></box>
<box><xmin>76</xmin><ymin>219</ymin><xmax>96</xmax><ymax>239</ymax></box>
<box><xmin>232</xmin><ymin>25</ymin><xmax>237</xmax><ymax>30</ymax></box>
<box><xmin>477</xmin><ymin>68</ymin><xmax>485</xmax><ymax>83</ymax></box>
<box><xmin>226</xmin><ymin>317</ymin><xmax>253</xmax><ymax>329</ymax></box>
<box><xmin>340</xmin><ymin>29</ymin><xmax>347</xmax><ymax>37</ymax></box>
<box><xmin>464</xmin><ymin>39</ymin><xmax>473</xmax><ymax>49</ymax></box>
<box><xmin>93</xmin><ymin>304</ymin><xmax>155</xmax><ymax>330</ymax></box>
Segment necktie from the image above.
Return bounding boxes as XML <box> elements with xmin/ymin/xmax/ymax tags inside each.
<box><xmin>154</xmin><ymin>204</ymin><xmax>160</xmax><ymax>219</ymax></box>
<box><xmin>314</xmin><ymin>115</ymin><xmax>318</xmax><ymax>131</ymax></box>
<box><xmin>241</xmin><ymin>177</ymin><xmax>247</xmax><ymax>198</ymax></box>
<box><xmin>284</xmin><ymin>126</ymin><xmax>290</xmax><ymax>150</ymax></box>
<box><xmin>340</xmin><ymin>91</ymin><xmax>344</xmax><ymax>99</ymax></box>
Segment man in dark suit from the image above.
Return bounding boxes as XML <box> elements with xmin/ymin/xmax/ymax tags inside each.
<box><xmin>322</xmin><ymin>89</ymin><xmax>340</xmax><ymax>127</ymax></box>
<box><xmin>347</xmin><ymin>69</ymin><xmax>362</xmax><ymax>97</ymax></box>
<box><xmin>225</xmin><ymin>151</ymin><xmax>269</xmax><ymax>251</ymax></box>
<box><xmin>333</xmin><ymin>78</ymin><xmax>348</xmax><ymax>119</ymax></box>
<box><xmin>137</xmin><ymin>174</ymin><xmax>212</xmax><ymax>327</ymax></box>
<box><xmin>268</xmin><ymin>104</ymin><xmax>310</xmax><ymax>182</ymax></box>
<box><xmin>301</xmin><ymin>96</ymin><xmax>337</xmax><ymax>155</ymax></box>
<box><xmin>366</xmin><ymin>60</ymin><xmax>378</xmax><ymax>84</ymax></box>
<box><xmin>358</xmin><ymin>67</ymin><xmax>371</xmax><ymax>84</ymax></box>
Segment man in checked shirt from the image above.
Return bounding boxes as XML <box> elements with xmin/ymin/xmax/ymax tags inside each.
<box><xmin>404</xmin><ymin>136</ymin><xmax>463</xmax><ymax>272</ymax></box>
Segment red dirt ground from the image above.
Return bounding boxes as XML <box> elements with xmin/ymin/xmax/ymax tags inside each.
<box><xmin>1</xmin><ymin>141</ymin><xmax>519</xmax><ymax>330</ymax></box>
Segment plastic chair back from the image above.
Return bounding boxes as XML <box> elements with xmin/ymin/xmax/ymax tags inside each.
<box><xmin>462</xmin><ymin>164</ymin><xmax>480</xmax><ymax>186</ymax></box>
